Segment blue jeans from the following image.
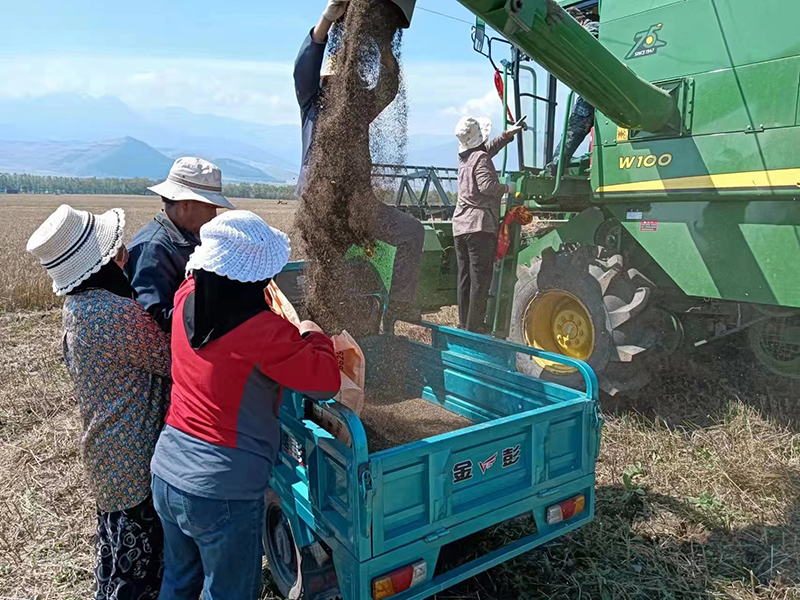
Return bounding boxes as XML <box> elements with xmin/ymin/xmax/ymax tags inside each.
<box><xmin>151</xmin><ymin>475</ymin><xmax>265</xmax><ymax>600</ymax></box>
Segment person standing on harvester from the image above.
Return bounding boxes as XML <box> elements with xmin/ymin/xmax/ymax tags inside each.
<box><xmin>294</xmin><ymin>0</ymin><xmax>425</xmax><ymax>322</ymax></box>
<box><xmin>126</xmin><ymin>157</ymin><xmax>234</xmax><ymax>332</ymax></box>
<box><xmin>543</xmin><ymin>8</ymin><xmax>599</xmax><ymax>176</ymax></box>
<box><xmin>453</xmin><ymin>116</ymin><xmax>525</xmax><ymax>333</ymax></box>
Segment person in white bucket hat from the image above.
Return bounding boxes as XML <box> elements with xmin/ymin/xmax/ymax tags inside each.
<box><xmin>126</xmin><ymin>156</ymin><xmax>235</xmax><ymax>332</ymax></box>
<box><xmin>150</xmin><ymin>211</ymin><xmax>340</xmax><ymax>600</ymax></box>
<box><xmin>453</xmin><ymin>115</ymin><xmax>526</xmax><ymax>333</ymax></box>
<box><xmin>27</xmin><ymin>205</ymin><xmax>171</xmax><ymax>600</ymax></box>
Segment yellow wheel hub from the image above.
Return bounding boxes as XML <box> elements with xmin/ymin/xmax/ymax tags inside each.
<box><xmin>523</xmin><ymin>291</ymin><xmax>595</xmax><ymax>375</ymax></box>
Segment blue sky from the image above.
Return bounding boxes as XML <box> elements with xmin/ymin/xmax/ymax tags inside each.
<box><xmin>2</xmin><ymin>0</ymin><xmax>567</xmax><ymax>157</ymax></box>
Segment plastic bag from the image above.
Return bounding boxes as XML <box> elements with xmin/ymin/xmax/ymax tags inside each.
<box><xmin>265</xmin><ymin>282</ymin><xmax>366</xmax><ymax>415</ymax></box>
<box><xmin>332</xmin><ymin>330</ymin><xmax>366</xmax><ymax>415</ymax></box>
<box><xmin>265</xmin><ymin>281</ymin><xmax>300</xmax><ymax>326</ymax></box>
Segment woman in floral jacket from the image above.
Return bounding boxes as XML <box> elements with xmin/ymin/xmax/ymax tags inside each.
<box><xmin>27</xmin><ymin>205</ymin><xmax>171</xmax><ymax>600</ymax></box>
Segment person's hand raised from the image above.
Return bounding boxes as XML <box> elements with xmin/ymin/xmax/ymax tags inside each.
<box><xmin>505</xmin><ymin>116</ymin><xmax>528</xmax><ymax>138</ymax></box>
<box><xmin>323</xmin><ymin>0</ymin><xmax>350</xmax><ymax>22</ymax></box>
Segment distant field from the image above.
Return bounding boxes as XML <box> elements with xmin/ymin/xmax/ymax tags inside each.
<box><xmin>0</xmin><ymin>194</ymin><xmax>300</xmax><ymax>311</ymax></box>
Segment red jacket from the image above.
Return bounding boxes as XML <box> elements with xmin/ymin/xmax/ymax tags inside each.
<box><xmin>151</xmin><ymin>276</ymin><xmax>340</xmax><ymax>499</ymax></box>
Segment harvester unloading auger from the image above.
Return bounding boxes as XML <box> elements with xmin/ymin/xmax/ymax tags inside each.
<box><xmin>346</xmin><ymin>0</ymin><xmax>800</xmax><ymax>394</ymax></box>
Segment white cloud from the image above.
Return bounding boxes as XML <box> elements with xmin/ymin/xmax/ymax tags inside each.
<box><xmin>0</xmin><ymin>55</ymin><xmax>505</xmax><ymax>137</ymax></box>
<box><xmin>0</xmin><ymin>56</ymin><xmax>298</xmax><ymax>126</ymax></box>
<box><xmin>442</xmin><ymin>90</ymin><xmax>499</xmax><ymax>118</ymax></box>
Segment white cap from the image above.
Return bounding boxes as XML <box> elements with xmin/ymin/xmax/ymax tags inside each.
<box><xmin>186</xmin><ymin>210</ymin><xmax>291</xmax><ymax>282</ymax></box>
<box><xmin>149</xmin><ymin>157</ymin><xmax>235</xmax><ymax>209</ymax></box>
<box><xmin>26</xmin><ymin>204</ymin><xmax>125</xmax><ymax>296</ymax></box>
<box><xmin>454</xmin><ymin>116</ymin><xmax>492</xmax><ymax>153</ymax></box>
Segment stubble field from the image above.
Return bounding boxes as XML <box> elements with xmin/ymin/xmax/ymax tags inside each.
<box><xmin>0</xmin><ymin>194</ymin><xmax>798</xmax><ymax>600</ymax></box>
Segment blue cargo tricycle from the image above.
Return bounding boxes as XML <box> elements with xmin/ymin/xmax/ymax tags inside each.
<box><xmin>262</xmin><ymin>289</ymin><xmax>602</xmax><ymax>600</ymax></box>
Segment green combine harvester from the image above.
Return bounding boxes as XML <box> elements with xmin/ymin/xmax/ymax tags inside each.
<box><xmin>377</xmin><ymin>0</ymin><xmax>800</xmax><ymax>395</ymax></box>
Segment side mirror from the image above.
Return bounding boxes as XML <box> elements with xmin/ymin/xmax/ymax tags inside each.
<box><xmin>472</xmin><ymin>18</ymin><xmax>486</xmax><ymax>53</ymax></box>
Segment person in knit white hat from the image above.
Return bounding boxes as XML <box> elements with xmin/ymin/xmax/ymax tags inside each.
<box><xmin>149</xmin><ymin>211</ymin><xmax>340</xmax><ymax>600</ymax></box>
<box><xmin>453</xmin><ymin>115</ymin><xmax>525</xmax><ymax>333</ymax></box>
<box><xmin>27</xmin><ymin>205</ymin><xmax>171</xmax><ymax>600</ymax></box>
<box><xmin>126</xmin><ymin>156</ymin><xmax>235</xmax><ymax>333</ymax></box>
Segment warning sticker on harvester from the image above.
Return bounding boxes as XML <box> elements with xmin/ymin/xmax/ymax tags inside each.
<box><xmin>640</xmin><ymin>220</ymin><xmax>659</xmax><ymax>232</ymax></box>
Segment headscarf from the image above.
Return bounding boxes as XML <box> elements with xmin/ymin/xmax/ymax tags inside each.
<box><xmin>184</xmin><ymin>269</ymin><xmax>272</xmax><ymax>350</ymax></box>
<box><xmin>67</xmin><ymin>261</ymin><xmax>135</xmax><ymax>300</ymax></box>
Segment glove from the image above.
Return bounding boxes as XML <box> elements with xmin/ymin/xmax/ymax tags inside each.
<box><xmin>323</xmin><ymin>0</ymin><xmax>349</xmax><ymax>22</ymax></box>
<box><xmin>506</xmin><ymin>116</ymin><xmax>528</xmax><ymax>137</ymax></box>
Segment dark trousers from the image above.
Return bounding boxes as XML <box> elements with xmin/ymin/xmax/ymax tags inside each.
<box><xmin>373</xmin><ymin>202</ymin><xmax>426</xmax><ymax>305</ymax></box>
<box><xmin>95</xmin><ymin>494</ymin><xmax>164</xmax><ymax>600</ymax></box>
<box><xmin>544</xmin><ymin>96</ymin><xmax>595</xmax><ymax>176</ymax></box>
<box><xmin>455</xmin><ymin>232</ymin><xmax>496</xmax><ymax>333</ymax></box>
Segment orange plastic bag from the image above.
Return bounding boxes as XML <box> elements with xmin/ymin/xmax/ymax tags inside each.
<box><xmin>332</xmin><ymin>330</ymin><xmax>366</xmax><ymax>415</ymax></box>
<box><xmin>265</xmin><ymin>281</ymin><xmax>300</xmax><ymax>326</ymax></box>
<box><xmin>265</xmin><ymin>282</ymin><xmax>366</xmax><ymax>414</ymax></box>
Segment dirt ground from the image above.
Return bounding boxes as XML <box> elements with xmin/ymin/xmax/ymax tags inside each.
<box><xmin>1</xmin><ymin>194</ymin><xmax>799</xmax><ymax>599</ymax></box>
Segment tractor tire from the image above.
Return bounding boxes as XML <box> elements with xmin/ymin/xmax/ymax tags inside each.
<box><xmin>263</xmin><ymin>489</ymin><xmax>341</xmax><ymax>600</ymax></box>
<box><xmin>509</xmin><ymin>244</ymin><xmax>669</xmax><ymax>395</ymax></box>
<box><xmin>747</xmin><ymin>313</ymin><xmax>800</xmax><ymax>379</ymax></box>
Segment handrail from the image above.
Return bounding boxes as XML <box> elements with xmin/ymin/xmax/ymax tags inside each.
<box><xmin>517</xmin><ymin>64</ymin><xmax>539</xmax><ymax>168</ymax></box>
<box><xmin>551</xmin><ymin>90</ymin><xmax>575</xmax><ymax>198</ymax></box>
<box><xmin>421</xmin><ymin>321</ymin><xmax>599</xmax><ymax>401</ymax></box>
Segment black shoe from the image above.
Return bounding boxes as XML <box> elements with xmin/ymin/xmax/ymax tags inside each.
<box><xmin>387</xmin><ymin>301</ymin><xmax>422</xmax><ymax>323</ymax></box>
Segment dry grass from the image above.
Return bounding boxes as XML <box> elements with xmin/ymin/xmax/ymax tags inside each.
<box><xmin>0</xmin><ymin>194</ymin><xmax>302</xmax><ymax>312</ymax></box>
<box><xmin>1</xmin><ymin>195</ymin><xmax>799</xmax><ymax>599</ymax></box>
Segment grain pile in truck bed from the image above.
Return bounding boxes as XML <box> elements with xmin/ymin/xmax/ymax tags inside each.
<box><xmin>360</xmin><ymin>393</ymin><xmax>474</xmax><ymax>452</ymax></box>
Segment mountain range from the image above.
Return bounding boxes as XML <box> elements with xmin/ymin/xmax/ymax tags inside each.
<box><xmin>0</xmin><ymin>93</ymin><xmax>461</xmax><ymax>183</ymax></box>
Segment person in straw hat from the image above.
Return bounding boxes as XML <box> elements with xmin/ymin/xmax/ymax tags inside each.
<box><xmin>453</xmin><ymin>115</ymin><xmax>525</xmax><ymax>333</ymax></box>
<box><xmin>149</xmin><ymin>210</ymin><xmax>340</xmax><ymax>600</ymax></box>
<box><xmin>27</xmin><ymin>205</ymin><xmax>171</xmax><ymax>600</ymax></box>
<box><xmin>293</xmin><ymin>0</ymin><xmax>426</xmax><ymax>323</ymax></box>
<box><xmin>126</xmin><ymin>156</ymin><xmax>235</xmax><ymax>333</ymax></box>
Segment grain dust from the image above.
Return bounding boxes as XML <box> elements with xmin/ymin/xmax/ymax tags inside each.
<box><xmin>296</xmin><ymin>0</ymin><xmax>408</xmax><ymax>334</ymax></box>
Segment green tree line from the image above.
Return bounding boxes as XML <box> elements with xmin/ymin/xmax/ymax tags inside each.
<box><xmin>0</xmin><ymin>173</ymin><xmax>298</xmax><ymax>200</ymax></box>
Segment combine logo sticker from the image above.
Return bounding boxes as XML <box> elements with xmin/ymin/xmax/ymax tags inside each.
<box><xmin>626</xmin><ymin>24</ymin><xmax>667</xmax><ymax>59</ymax></box>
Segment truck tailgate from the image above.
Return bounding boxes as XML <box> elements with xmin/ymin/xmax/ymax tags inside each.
<box><xmin>369</xmin><ymin>398</ymin><xmax>596</xmax><ymax>554</ymax></box>
<box><xmin>364</xmin><ymin>325</ymin><xmax>601</xmax><ymax>556</ymax></box>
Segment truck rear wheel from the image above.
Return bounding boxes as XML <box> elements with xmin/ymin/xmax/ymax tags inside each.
<box><xmin>509</xmin><ymin>244</ymin><xmax>668</xmax><ymax>395</ymax></box>
<box><xmin>263</xmin><ymin>489</ymin><xmax>340</xmax><ymax>600</ymax></box>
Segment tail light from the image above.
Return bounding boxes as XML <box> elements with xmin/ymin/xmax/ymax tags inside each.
<box><xmin>372</xmin><ymin>560</ymin><xmax>427</xmax><ymax>599</ymax></box>
<box><xmin>546</xmin><ymin>494</ymin><xmax>585</xmax><ymax>524</ymax></box>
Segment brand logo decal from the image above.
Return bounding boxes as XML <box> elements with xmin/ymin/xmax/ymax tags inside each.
<box><xmin>479</xmin><ymin>453</ymin><xmax>498</xmax><ymax>474</ymax></box>
<box><xmin>626</xmin><ymin>24</ymin><xmax>667</xmax><ymax>59</ymax></box>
